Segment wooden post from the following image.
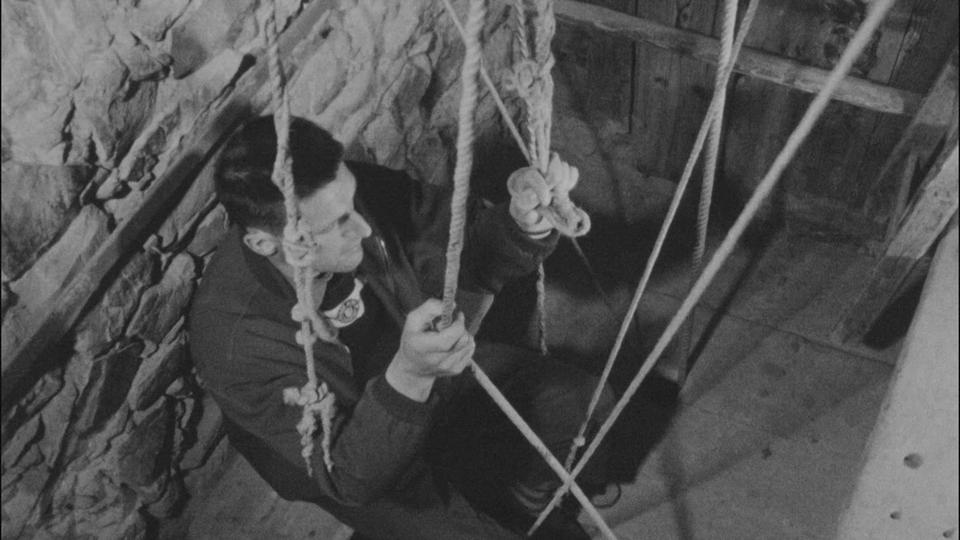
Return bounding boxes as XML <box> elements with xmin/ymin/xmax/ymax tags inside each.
<box><xmin>554</xmin><ymin>0</ymin><xmax>921</xmax><ymax>116</ymax></box>
<box><xmin>878</xmin><ymin>48</ymin><xmax>959</xmax><ymax>244</ymax></box>
<box><xmin>0</xmin><ymin>1</ymin><xmax>336</xmax><ymax>415</ymax></box>
<box><xmin>835</xmin><ymin>218</ymin><xmax>958</xmax><ymax>540</ymax></box>
<box><xmin>833</xmin><ymin>141</ymin><xmax>959</xmax><ymax>343</ymax></box>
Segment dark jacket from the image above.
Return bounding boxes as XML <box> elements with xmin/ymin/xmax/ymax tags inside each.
<box><xmin>189</xmin><ymin>162</ymin><xmax>557</xmax><ymax>507</ymax></box>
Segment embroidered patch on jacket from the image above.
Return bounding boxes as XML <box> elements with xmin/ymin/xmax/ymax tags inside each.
<box><xmin>323</xmin><ymin>278</ymin><xmax>366</xmax><ymax>328</ymax></box>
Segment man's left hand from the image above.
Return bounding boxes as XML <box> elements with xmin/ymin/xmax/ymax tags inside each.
<box><xmin>507</xmin><ymin>153</ymin><xmax>579</xmax><ymax>237</ymax></box>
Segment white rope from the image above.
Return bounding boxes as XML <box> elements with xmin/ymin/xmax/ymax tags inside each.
<box><xmin>557</xmin><ymin>0</ymin><xmax>758</xmax><ymax>479</ymax></box>
<box><xmin>440</xmin><ymin>0</ymin><xmax>485</xmax><ymax>326</ymax></box>
<box><xmin>439</xmin><ymin>2</ymin><xmax>614</xmax><ymax>537</ymax></box>
<box><xmin>265</xmin><ymin>2</ymin><xmax>337</xmax><ymax>475</ymax></box>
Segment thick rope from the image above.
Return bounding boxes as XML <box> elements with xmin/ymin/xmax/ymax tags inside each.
<box><xmin>265</xmin><ymin>4</ymin><xmax>337</xmax><ymax>475</ymax></box>
<box><xmin>557</xmin><ymin>0</ymin><xmax>758</xmax><ymax>479</ymax></box>
<box><xmin>694</xmin><ymin>0</ymin><xmax>738</xmax><ymax>273</ymax></box>
<box><xmin>440</xmin><ymin>0</ymin><xmax>485</xmax><ymax>326</ymax></box>
<box><xmin>439</xmin><ymin>2</ymin><xmax>614</xmax><ymax>537</ymax></box>
<box><xmin>471</xmin><ymin>360</ymin><xmax>616</xmax><ymax>539</ymax></box>
<box><xmin>675</xmin><ymin>0</ymin><xmax>740</xmax><ymax>388</ymax></box>
<box><xmin>532</xmin><ymin>0</ymin><xmax>898</xmax><ymax>529</ymax></box>
<box><xmin>443</xmin><ymin>0</ymin><xmax>604</xmax><ymax>354</ymax></box>
<box><xmin>442</xmin><ymin>0</ymin><xmax>531</xmax><ymax>165</ymax></box>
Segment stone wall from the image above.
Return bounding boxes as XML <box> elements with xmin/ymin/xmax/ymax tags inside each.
<box><xmin>1</xmin><ymin>0</ymin><xmax>518</xmax><ymax>537</ymax></box>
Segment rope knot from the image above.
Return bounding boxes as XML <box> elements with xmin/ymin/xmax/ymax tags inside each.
<box><xmin>283</xmin><ymin>381</ymin><xmax>337</xmax><ymax>474</ymax></box>
<box><xmin>503</xmin><ymin>60</ymin><xmax>548</xmax><ymax>101</ymax></box>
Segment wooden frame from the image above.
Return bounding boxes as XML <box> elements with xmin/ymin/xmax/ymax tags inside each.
<box><xmin>554</xmin><ymin>0</ymin><xmax>922</xmax><ymax>116</ymax></box>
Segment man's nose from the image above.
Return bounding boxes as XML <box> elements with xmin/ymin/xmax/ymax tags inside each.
<box><xmin>347</xmin><ymin>212</ymin><xmax>372</xmax><ymax>239</ymax></box>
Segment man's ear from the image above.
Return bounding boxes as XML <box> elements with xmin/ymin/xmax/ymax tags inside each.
<box><xmin>242</xmin><ymin>228</ymin><xmax>280</xmax><ymax>257</ymax></box>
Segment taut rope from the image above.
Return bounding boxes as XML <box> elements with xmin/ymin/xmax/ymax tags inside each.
<box><xmin>556</xmin><ymin>0</ymin><xmax>753</xmax><ymax>480</ymax></box>
<box><xmin>531</xmin><ymin>0</ymin><xmax>899</xmax><ymax>530</ymax></box>
<box><xmin>438</xmin><ymin>1</ymin><xmax>614</xmax><ymax>537</ymax></box>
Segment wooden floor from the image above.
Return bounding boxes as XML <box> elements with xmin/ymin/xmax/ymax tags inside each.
<box><xmin>167</xmin><ymin>229</ymin><xmax>901</xmax><ymax>540</ymax></box>
<box><xmin>559</xmin><ymin>230</ymin><xmax>899</xmax><ymax>539</ymax></box>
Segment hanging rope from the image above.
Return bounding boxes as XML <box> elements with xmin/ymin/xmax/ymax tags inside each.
<box><xmin>440</xmin><ymin>0</ymin><xmax>485</xmax><ymax>326</ymax></box>
<box><xmin>531</xmin><ymin>0</ymin><xmax>898</xmax><ymax>530</ymax></box>
<box><xmin>557</xmin><ymin>0</ymin><xmax>757</xmax><ymax>480</ymax></box>
<box><xmin>438</xmin><ymin>1</ymin><xmax>614</xmax><ymax>537</ymax></box>
<box><xmin>442</xmin><ymin>0</ymin><xmax>601</xmax><ymax>355</ymax></box>
<box><xmin>264</xmin><ymin>3</ymin><xmax>337</xmax><ymax>476</ymax></box>
<box><xmin>503</xmin><ymin>0</ymin><xmax>590</xmax><ymax>238</ymax></box>
<box><xmin>675</xmin><ymin>0</ymin><xmax>741</xmax><ymax>388</ymax></box>
<box><xmin>695</xmin><ymin>0</ymin><xmax>738</xmax><ymax>274</ymax></box>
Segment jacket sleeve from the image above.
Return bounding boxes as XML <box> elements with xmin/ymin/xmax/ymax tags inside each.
<box><xmin>196</xmin><ymin>313</ymin><xmax>438</xmax><ymax>507</ymax></box>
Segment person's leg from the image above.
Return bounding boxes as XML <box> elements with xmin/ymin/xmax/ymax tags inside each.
<box><xmin>432</xmin><ymin>342</ymin><xmax>616</xmax><ymax>534</ymax></box>
<box><xmin>492</xmin><ymin>346</ymin><xmax>616</xmax><ymax>495</ymax></box>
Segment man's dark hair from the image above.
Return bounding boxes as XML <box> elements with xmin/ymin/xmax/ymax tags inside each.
<box><xmin>215</xmin><ymin>115</ymin><xmax>344</xmax><ymax>231</ymax></box>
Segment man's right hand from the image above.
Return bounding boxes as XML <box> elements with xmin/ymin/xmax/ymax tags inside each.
<box><xmin>385</xmin><ymin>299</ymin><xmax>475</xmax><ymax>402</ymax></box>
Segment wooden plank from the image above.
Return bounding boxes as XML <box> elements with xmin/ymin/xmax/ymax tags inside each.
<box><xmin>866</xmin><ymin>48</ymin><xmax>959</xmax><ymax>243</ymax></box>
<box><xmin>555</xmin><ymin>0</ymin><xmax>922</xmax><ymax>116</ymax></box>
<box><xmin>629</xmin><ymin>0</ymin><xmax>718</xmax><ymax>180</ymax></box>
<box><xmin>833</xmin><ymin>142</ymin><xmax>959</xmax><ymax>343</ymax></box>
<box><xmin>552</xmin><ymin>0</ymin><xmax>635</xmax><ymax>123</ymax></box>
<box><xmin>0</xmin><ymin>1</ymin><xmax>336</xmax><ymax>415</ymax></box>
<box><xmin>836</xmin><ymin>219</ymin><xmax>958</xmax><ymax>540</ymax></box>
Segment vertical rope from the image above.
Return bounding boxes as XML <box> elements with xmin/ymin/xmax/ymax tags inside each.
<box><xmin>533</xmin><ymin>0</ymin><xmax>898</xmax><ymax>529</ymax></box>
<box><xmin>439</xmin><ymin>2</ymin><xmax>614</xmax><ymax>536</ymax></box>
<box><xmin>440</xmin><ymin>0</ymin><xmax>486</xmax><ymax>326</ymax></box>
<box><xmin>556</xmin><ymin>0</ymin><xmax>757</xmax><ymax>483</ymax></box>
<box><xmin>513</xmin><ymin>0</ymin><xmax>531</xmax><ymax>61</ymax></box>
<box><xmin>264</xmin><ymin>3</ymin><xmax>336</xmax><ymax>475</ymax></box>
<box><xmin>678</xmin><ymin>0</ymin><xmax>739</xmax><ymax>388</ymax></box>
<box><xmin>694</xmin><ymin>0</ymin><xmax>738</xmax><ymax>274</ymax></box>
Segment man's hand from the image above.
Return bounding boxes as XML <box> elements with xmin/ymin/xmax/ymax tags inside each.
<box><xmin>385</xmin><ymin>299</ymin><xmax>475</xmax><ymax>402</ymax></box>
<box><xmin>508</xmin><ymin>153</ymin><xmax>579</xmax><ymax>237</ymax></box>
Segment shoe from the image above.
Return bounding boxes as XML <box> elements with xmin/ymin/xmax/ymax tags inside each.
<box><xmin>589</xmin><ymin>482</ymin><xmax>622</xmax><ymax>509</ymax></box>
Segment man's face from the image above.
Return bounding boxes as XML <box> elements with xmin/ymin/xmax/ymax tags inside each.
<box><xmin>296</xmin><ymin>163</ymin><xmax>372</xmax><ymax>274</ymax></box>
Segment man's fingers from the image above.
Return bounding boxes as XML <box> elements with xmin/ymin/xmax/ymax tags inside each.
<box><xmin>509</xmin><ymin>168</ymin><xmax>552</xmax><ymax>210</ymax></box>
<box><xmin>563</xmin><ymin>163</ymin><xmax>579</xmax><ymax>191</ymax></box>
<box><xmin>417</xmin><ymin>312</ymin><xmax>467</xmax><ymax>351</ymax></box>
<box><xmin>439</xmin><ymin>338</ymin><xmax>475</xmax><ymax>374</ymax></box>
<box><xmin>406</xmin><ymin>298</ymin><xmax>445</xmax><ymax>330</ymax></box>
<box><xmin>547</xmin><ymin>153</ymin><xmax>579</xmax><ymax>193</ymax></box>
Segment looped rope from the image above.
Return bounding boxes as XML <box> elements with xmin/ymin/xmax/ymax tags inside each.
<box><xmin>264</xmin><ymin>3</ymin><xmax>337</xmax><ymax>476</ymax></box>
<box><xmin>538</xmin><ymin>189</ymin><xmax>591</xmax><ymax>237</ymax></box>
<box><xmin>438</xmin><ymin>2</ymin><xmax>614</xmax><ymax>537</ymax></box>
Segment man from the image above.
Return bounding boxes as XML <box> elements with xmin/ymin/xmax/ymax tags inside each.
<box><xmin>189</xmin><ymin>115</ymin><xmax>613</xmax><ymax>539</ymax></box>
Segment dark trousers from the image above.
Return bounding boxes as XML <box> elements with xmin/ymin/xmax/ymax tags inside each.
<box><xmin>321</xmin><ymin>342</ymin><xmax>616</xmax><ymax>540</ymax></box>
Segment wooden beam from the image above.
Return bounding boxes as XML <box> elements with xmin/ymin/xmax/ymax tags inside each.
<box><xmin>836</xmin><ymin>219</ymin><xmax>958</xmax><ymax>540</ymax></box>
<box><xmin>0</xmin><ymin>2</ymin><xmax>336</xmax><ymax>416</ymax></box>
<box><xmin>879</xmin><ymin>48</ymin><xmax>959</xmax><ymax>243</ymax></box>
<box><xmin>554</xmin><ymin>0</ymin><xmax>922</xmax><ymax>116</ymax></box>
<box><xmin>833</xmin><ymin>141</ymin><xmax>959</xmax><ymax>343</ymax></box>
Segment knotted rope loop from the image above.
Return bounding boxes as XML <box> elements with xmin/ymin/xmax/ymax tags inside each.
<box><xmin>264</xmin><ymin>1</ymin><xmax>337</xmax><ymax>475</ymax></box>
